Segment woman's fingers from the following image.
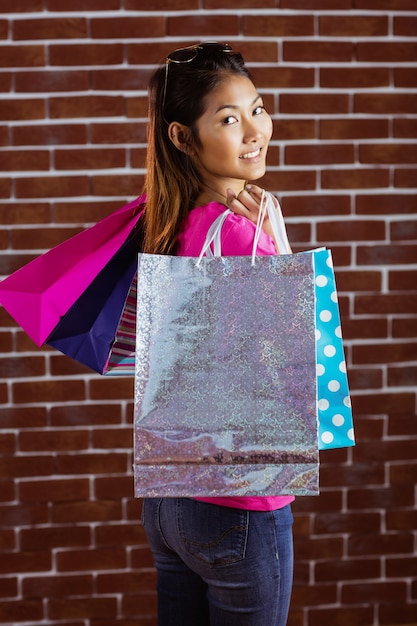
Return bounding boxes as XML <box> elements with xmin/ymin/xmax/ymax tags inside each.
<box><xmin>226</xmin><ymin>186</ymin><xmax>265</xmax><ymax>224</ymax></box>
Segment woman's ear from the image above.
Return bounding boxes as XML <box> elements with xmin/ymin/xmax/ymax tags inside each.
<box><xmin>168</xmin><ymin>122</ymin><xmax>193</xmax><ymax>154</ymax></box>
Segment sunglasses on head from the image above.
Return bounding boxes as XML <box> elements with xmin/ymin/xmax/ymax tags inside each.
<box><xmin>162</xmin><ymin>42</ymin><xmax>233</xmax><ymax>123</ymax></box>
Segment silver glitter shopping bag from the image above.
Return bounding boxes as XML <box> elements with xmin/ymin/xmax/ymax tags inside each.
<box><xmin>134</xmin><ymin>198</ymin><xmax>319</xmax><ymax>497</ymax></box>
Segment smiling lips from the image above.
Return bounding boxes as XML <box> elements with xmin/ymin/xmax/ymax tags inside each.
<box><xmin>240</xmin><ymin>147</ymin><xmax>261</xmax><ymax>159</ymax></box>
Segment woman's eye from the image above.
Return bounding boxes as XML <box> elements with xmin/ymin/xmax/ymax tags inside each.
<box><xmin>223</xmin><ymin>115</ymin><xmax>238</xmax><ymax>125</ymax></box>
<box><xmin>253</xmin><ymin>105</ymin><xmax>265</xmax><ymax>115</ymax></box>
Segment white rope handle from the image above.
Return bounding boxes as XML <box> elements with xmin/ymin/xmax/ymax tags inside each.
<box><xmin>197</xmin><ymin>191</ymin><xmax>291</xmax><ymax>266</ymax></box>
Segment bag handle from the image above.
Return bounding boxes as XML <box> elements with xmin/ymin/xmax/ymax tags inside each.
<box><xmin>196</xmin><ymin>191</ymin><xmax>291</xmax><ymax>267</ymax></box>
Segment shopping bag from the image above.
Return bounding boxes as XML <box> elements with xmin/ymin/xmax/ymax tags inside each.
<box><xmin>47</xmin><ymin>230</ymin><xmax>140</xmax><ymax>375</ymax></box>
<box><xmin>313</xmin><ymin>249</ymin><xmax>354</xmax><ymax>450</ymax></box>
<box><xmin>195</xmin><ymin>196</ymin><xmax>355</xmax><ymax>451</ymax></box>
<box><xmin>0</xmin><ymin>196</ymin><xmax>144</xmax><ymax>347</ymax></box>
<box><xmin>133</xmin><ymin>200</ymin><xmax>320</xmax><ymax>498</ymax></box>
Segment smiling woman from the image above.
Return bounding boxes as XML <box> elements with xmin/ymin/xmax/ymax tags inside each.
<box><xmin>139</xmin><ymin>42</ymin><xmax>295</xmax><ymax>626</ymax></box>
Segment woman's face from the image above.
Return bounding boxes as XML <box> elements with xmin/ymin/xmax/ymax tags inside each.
<box><xmin>192</xmin><ymin>74</ymin><xmax>273</xmax><ymax>197</ymax></box>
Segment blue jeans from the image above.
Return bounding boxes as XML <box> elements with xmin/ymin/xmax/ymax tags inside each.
<box><xmin>142</xmin><ymin>498</ymin><xmax>294</xmax><ymax>626</ymax></box>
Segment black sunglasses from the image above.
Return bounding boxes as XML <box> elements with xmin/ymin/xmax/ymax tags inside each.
<box><xmin>162</xmin><ymin>42</ymin><xmax>233</xmax><ymax>123</ymax></box>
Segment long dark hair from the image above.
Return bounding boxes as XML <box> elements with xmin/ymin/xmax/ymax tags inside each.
<box><xmin>142</xmin><ymin>43</ymin><xmax>252</xmax><ymax>254</ymax></box>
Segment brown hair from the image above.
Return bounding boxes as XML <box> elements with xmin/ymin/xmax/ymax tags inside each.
<box><xmin>141</xmin><ymin>44</ymin><xmax>252</xmax><ymax>254</ymax></box>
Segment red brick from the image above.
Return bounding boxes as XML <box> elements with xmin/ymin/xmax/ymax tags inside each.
<box><xmin>386</xmin><ymin>556</ymin><xmax>417</xmax><ymax>577</ymax></box>
<box><xmin>285</xmin><ymin>144</ymin><xmax>354</xmax><ymax>166</ymax></box>
<box><xmin>0</xmin><ymin>481</ymin><xmax>15</xmax><ymax>501</ymax></box>
<box><xmin>386</xmin><ymin>509</ymin><xmax>417</xmax><ymax>532</ymax></box>
<box><xmin>357</xmin><ymin>244</ymin><xmax>417</xmax><ymax>266</ymax></box>
<box><xmin>0</xmin><ymin>455</ymin><xmax>54</xmax><ymax>480</ymax></box>
<box><xmin>91</xmin><ymin>68</ymin><xmax>152</xmax><ymax>91</ymax></box>
<box><xmin>91</xmin><ymin>174</ymin><xmax>142</xmax><ymax>197</ymax></box>
<box><xmin>310</xmin><ymin>606</ymin><xmax>374</xmax><ymax>626</ymax></box>
<box><xmin>355</xmin><ymin>0</ymin><xmax>416</xmax><ymax>7</ymax></box>
<box><xmin>352</xmin><ymin>392</ymin><xmax>415</xmax><ymax>416</ymax></box>
<box><xmin>356</xmin><ymin>193</ymin><xmax>417</xmax><ymax>215</ymax></box>
<box><xmin>319</xmin><ymin>14</ymin><xmax>387</xmax><ymax>36</ymax></box>
<box><xmin>15</xmin><ymin>176</ymin><xmax>90</xmax><ymax>198</ymax></box>
<box><xmin>0</xmin><ymin>355</ymin><xmax>46</xmax><ymax>377</ymax></box>
<box><xmin>322</xmin><ymin>168</ymin><xmax>389</xmax><ymax>189</ymax></box>
<box><xmin>286</xmin><ymin>222</ymin><xmax>311</xmax><ymax>244</ymax></box>
<box><xmin>390</xmin><ymin>463</ymin><xmax>417</xmax><ymax>485</ymax></box>
<box><xmin>22</xmin><ymin>574</ymin><xmax>93</xmax><ymax>598</ymax></box>
<box><xmin>48</xmin><ymin>596</ymin><xmax>118</xmax><ymax>620</ymax></box>
<box><xmin>319</xmin><ymin>220</ymin><xmax>385</xmax><ymax>242</ymax></box>
<box><xmin>90</xmin><ymin>122</ymin><xmax>147</xmax><ymax>144</ymax></box>
<box><xmin>0</xmin><ymin>503</ymin><xmax>48</xmax><ymax>527</ymax></box>
<box><xmin>294</xmin><ymin>536</ymin><xmax>344</xmax><ymax>560</ymax></box>
<box><xmin>127</xmin><ymin>0</ymin><xmax>196</xmax><ymax>6</ymax></box>
<box><xmin>50</xmin><ymin>44</ymin><xmax>124</xmax><ymax>66</ymax></box>
<box><xmin>355</xmin><ymin>93</ymin><xmax>417</xmax><ymax>114</ymax></box>
<box><xmin>343</xmin><ymin>581</ymin><xmax>407</xmax><ymax>604</ymax></box>
<box><xmin>347</xmin><ymin>367</ymin><xmax>383</xmax><ymax>390</ymax></box>
<box><xmin>380</xmin><ymin>604</ymin><xmax>417</xmax><ymax>624</ymax></box>
<box><xmin>261</xmin><ymin>170</ymin><xmax>316</xmax><ymax>192</ymax></box>
<box><xmin>315</xmin><ymin>558</ymin><xmax>381</xmax><ymax>582</ymax></box>
<box><xmin>15</xmin><ymin>70</ymin><xmax>89</xmax><ymax>93</ymax></box>
<box><xmin>284</xmin><ymin>41</ymin><xmax>353</xmax><ymax>62</ymax></box>
<box><xmin>55</xmin><ymin>148</ymin><xmax>126</xmax><ymax>170</ymax></box>
<box><xmin>91</xmin><ymin>16</ymin><xmax>165</xmax><ymax>38</ymax></box>
<box><xmin>20</xmin><ymin>526</ymin><xmax>91</xmax><ymax>551</ymax></box>
<box><xmin>168</xmin><ymin>14</ymin><xmax>239</xmax><ymax>36</ymax></box>
<box><xmin>0</xmin><ymin>71</ymin><xmax>11</xmax><ymax>91</ymax></box>
<box><xmin>321</xmin><ymin>117</ymin><xmax>389</xmax><ymax>139</ymax></box>
<box><xmin>56</xmin><ymin>453</ymin><xmax>128</xmax><ymax>475</ymax></box>
<box><xmin>50</xmin><ymin>95</ymin><xmax>124</xmax><ymax>119</ymax></box>
<box><xmin>0</xmin><ymin>600</ymin><xmax>44</xmax><ymax>622</ymax></box>
<box><xmin>251</xmin><ymin>66</ymin><xmax>314</xmax><ymax>89</ymax></box>
<box><xmin>292</xmin><ymin>583</ymin><xmax>337</xmax><ymax>606</ymax></box>
<box><xmin>0</xmin><ymin>0</ymin><xmax>43</xmax><ymax>9</ymax></box>
<box><xmin>348</xmin><ymin>485</ymin><xmax>414</xmax><ymax>510</ymax></box>
<box><xmin>392</xmin><ymin>317</ymin><xmax>417</xmax><ymax>339</ymax></box>
<box><xmin>95</xmin><ymin>523</ymin><xmax>146</xmax><ymax>547</ymax></box>
<box><xmin>348</xmin><ymin>532</ymin><xmax>413</xmax><ymax>556</ymax></box>
<box><xmin>315</xmin><ymin>511</ymin><xmax>381</xmax><ymax>533</ymax></box>
<box><xmin>389</xmin><ymin>361</ymin><xmax>417</xmax><ymax>386</ymax></box>
<box><xmin>389</xmin><ymin>269</ymin><xmax>417</xmax><ymax>290</ymax></box>
<box><xmin>293</xmin><ymin>491</ymin><xmax>343</xmax><ymax>513</ymax></box>
<box><xmin>52</xmin><ymin>500</ymin><xmax>122</xmax><ymax>524</ymax></box>
<box><xmin>13</xmin><ymin>18</ymin><xmax>87</xmax><ymax>40</ymax></box>
<box><xmin>0</xmin><ymin>149</ymin><xmax>50</xmax><ymax>172</ymax></box>
<box><xmin>50</xmin><ymin>403</ymin><xmax>122</xmax><ymax>426</ymax></box>
<box><xmin>336</xmin><ymin>270</ymin><xmax>382</xmax><ymax>292</ymax></box>
<box><xmin>395</xmin><ymin>168</ymin><xmax>417</xmax><ymax>188</ymax></box>
<box><xmin>0</xmin><ymin>575</ymin><xmax>17</xmax><ymax>597</ymax></box>
<box><xmin>243</xmin><ymin>14</ymin><xmax>314</xmax><ymax>37</ymax></box>
<box><xmin>130</xmin><ymin>147</ymin><xmax>147</xmax><ymax>169</ymax></box>
<box><xmin>360</xmin><ymin>143</ymin><xmax>417</xmax><ymax>164</ymax></box>
<box><xmin>388</xmin><ymin>412</ymin><xmax>417</xmax><ymax>437</ymax></box>
<box><xmin>0</xmin><ymin>45</ymin><xmax>44</xmax><ymax>67</ymax></box>
<box><xmin>353</xmin><ymin>341</ymin><xmax>417</xmax><ymax>364</ymax></box>
<box><xmin>126</xmin><ymin>97</ymin><xmax>148</xmax><ymax>118</ymax></box>
<box><xmin>0</xmin><ymin>98</ymin><xmax>44</xmax><ymax>120</ymax></box>
<box><xmin>394</xmin><ymin>67</ymin><xmax>417</xmax><ymax>88</ymax></box>
<box><xmin>391</xmin><ymin>221</ymin><xmax>417</xmax><ymax>241</ymax></box>
<box><xmin>0</xmin><ymin>177</ymin><xmax>11</xmax><ymax>197</ymax></box>
<box><xmin>48</xmin><ymin>0</ymin><xmax>119</xmax><ymax>8</ymax></box>
<box><xmin>282</xmin><ymin>195</ymin><xmax>351</xmax><ymax>217</ymax></box>
<box><xmin>0</xmin><ymin>550</ymin><xmax>51</xmax><ymax>574</ymax></box>
<box><xmin>12</xmin><ymin>123</ymin><xmax>87</xmax><ymax>146</ymax></box>
<box><xmin>56</xmin><ymin>548</ymin><xmax>126</xmax><ymax>572</ymax></box>
<box><xmin>19</xmin><ymin>478</ymin><xmax>89</xmax><ymax>502</ymax></box>
<box><xmin>95</xmin><ymin>476</ymin><xmax>134</xmax><ymax>499</ymax></box>
<box><xmin>273</xmin><ymin>119</ymin><xmax>316</xmax><ymax>141</ymax></box>
<box><xmin>282</xmin><ymin>93</ymin><xmax>349</xmax><ymax>114</ymax></box>
<box><xmin>92</xmin><ymin>427</ymin><xmax>132</xmax><ymax>450</ymax></box>
<box><xmin>357</xmin><ymin>41</ymin><xmax>417</xmax><ymax>63</ymax></box>
<box><xmin>394</xmin><ymin>15</ymin><xmax>417</xmax><ymax>37</ymax></box>
<box><xmin>394</xmin><ymin>118</ymin><xmax>417</xmax><ymax>138</ymax></box>
<box><xmin>0</xmin><ymin>203</ymin><xmax>50</xmax><ymax>224</ymax></box>
<box><xmin>19</xmin><ymin>429</ymin><xmax>89</xmax><ymax>452</ymax></box>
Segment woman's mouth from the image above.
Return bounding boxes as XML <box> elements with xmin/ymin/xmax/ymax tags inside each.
<box><xmin>239</xmin><ymin>148</ymin><xmax>261</xmax><ymax>160</ymax></box>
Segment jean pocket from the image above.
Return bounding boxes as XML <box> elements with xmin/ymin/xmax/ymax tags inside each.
<box><xmin>178</xmin><ymin>499</ymin><xmax>249</xmax><ymax>568</ymax></box>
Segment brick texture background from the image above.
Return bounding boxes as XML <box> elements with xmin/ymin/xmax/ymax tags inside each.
<box><xmin>0</xmin><ymin>1</ymin><xmax>416</xmax><ymax>625</ymax></box>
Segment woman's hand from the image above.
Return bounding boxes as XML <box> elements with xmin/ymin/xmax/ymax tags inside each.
<box><xmin>226</xmin><ymin>184</ymin><xmax>278</xmax><ymax>243</ymax></box>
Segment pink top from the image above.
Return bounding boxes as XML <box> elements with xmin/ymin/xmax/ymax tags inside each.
<box><xmin>176</xmin><ymin>201</ymin><xmax>295</xmax><ymax>512</ymax></box>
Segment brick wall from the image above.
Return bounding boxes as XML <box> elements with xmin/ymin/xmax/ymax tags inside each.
<box><xmin>0</xmin><ymin>1</ymin><xmax>416</xmax><ymax>625</ymax></box>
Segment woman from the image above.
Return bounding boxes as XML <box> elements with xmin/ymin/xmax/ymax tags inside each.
<box><xmin>140</xmin><ymin>42</ymin><xmax>294</xmax><ymax>626</ymax></box>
